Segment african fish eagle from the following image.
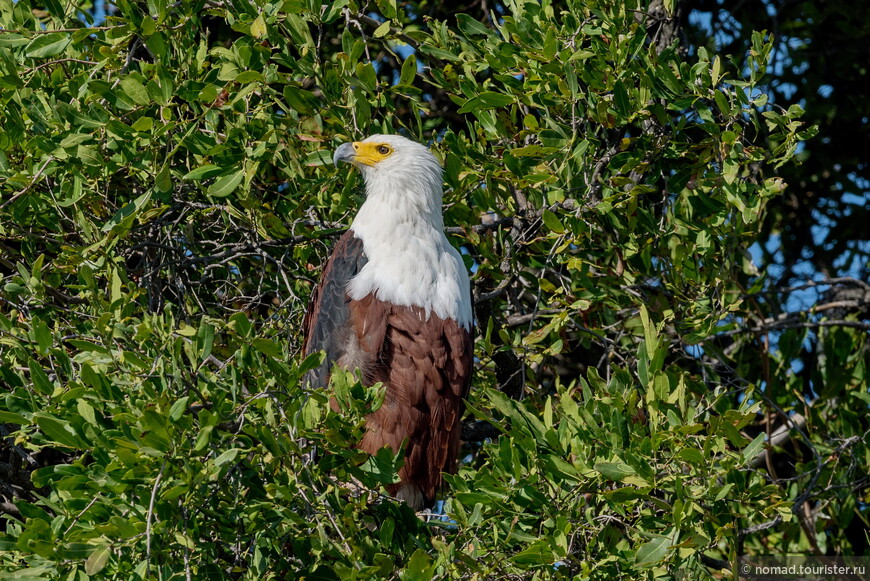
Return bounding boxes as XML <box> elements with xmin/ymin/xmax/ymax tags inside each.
<box><xmin>302</xmin><ymin>134</ymin><xmax>474</xmax><ymax>510</ymax></box>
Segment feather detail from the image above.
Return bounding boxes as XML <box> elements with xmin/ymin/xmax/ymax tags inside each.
<box><xmin>301</xmin><ymin>230</ymin><xmax>368</xmax><ymax>387</ymax></box>
<box><xmin>349</xmin><ymin>295</ymin><xmax>473</xmax><ymax>507</ymax></box>
<box><xmin>346</xmin><ymin>135</ymin><xmax>472</xmax><ymax>329</ymax></box>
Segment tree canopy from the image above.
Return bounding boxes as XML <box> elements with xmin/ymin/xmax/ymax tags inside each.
<box><xmin>0</xmin><ymin>0</ymin><xmax>865</xmax><ymax>579</ymax></box>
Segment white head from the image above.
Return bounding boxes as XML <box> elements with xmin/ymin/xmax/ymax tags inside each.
<box><xmin>333</xmin><ymin>134</ymin><xmax>444</xmax><ymax>224</ymax></box>
<box><xmin>333</xmin><ymin>134</ymin><xmax>472</xmax><ymax>328</ymax></box>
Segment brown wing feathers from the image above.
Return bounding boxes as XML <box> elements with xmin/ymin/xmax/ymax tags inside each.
<box><xmin>301</xmin><ymin>230</ymin><xmax>368</xmax><ymax>387</ymax></box>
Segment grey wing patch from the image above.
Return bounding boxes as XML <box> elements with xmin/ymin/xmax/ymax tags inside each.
<box><xmin>302</xmin><ymin>230</ymin><xmax>368</xmax><ymax>387</ymax></box>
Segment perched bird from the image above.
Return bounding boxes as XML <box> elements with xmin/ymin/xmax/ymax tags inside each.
<box><xmin>302</xmin><ymin>134</ymin><xmax>474</xmax><ymax>510</ymax></box>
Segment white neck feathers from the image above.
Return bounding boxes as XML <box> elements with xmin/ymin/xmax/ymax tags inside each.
<box><xmin>345</xmin><ymin>138</ymin><xmax>473</xmax><ymax>329</ymax></box>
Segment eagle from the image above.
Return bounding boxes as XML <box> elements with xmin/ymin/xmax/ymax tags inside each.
<box><xmin>302</xmin><ymin>134</ymin><xmax>474</xmax><ymax>510</ymax></box>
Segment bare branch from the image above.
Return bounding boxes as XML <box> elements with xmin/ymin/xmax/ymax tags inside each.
<box><xmin>27</xmin><ymin>58</ymin><xmax>100</xmax><ymax>72</ymax></box>
<box><xmin>738</xmin><ymin>515</ymin><xmax>783</xmax><ymax>537</ymax></box>
<box><xmin>146</xmin><ymin>459</ymin><xmax>167</xmax><ymax>576</ymax></box>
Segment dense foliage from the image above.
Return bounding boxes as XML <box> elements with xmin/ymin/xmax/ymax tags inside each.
<box><xmin>684</xmin><ymin>0</ymin><xmax>870</xmax><ymax>284</ymax></box>
<box><xmin>0</xmin><ymin>0</ymin><xmax>865</xmax><ymax>579</ymax></box>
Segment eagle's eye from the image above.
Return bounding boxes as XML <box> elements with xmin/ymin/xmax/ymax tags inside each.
<box><xmin>376</xmin><ymin>145</ymin><xmax>392</xmax><ymax>156</ymax></box>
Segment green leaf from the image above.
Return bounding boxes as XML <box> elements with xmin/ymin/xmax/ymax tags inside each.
<box><xmin>207</xmin><ymin>170</ymin><xmax>244</xmax><ymax>197</ymax></box>
<box><xmin>399</xmin><ymin>54</ymin><xmax>417</xmax><ymax>86</ymax></box>
<box><xmin>605</xmin><ymin>486</ymin><xmax>647</xmax><ymax>502</ymax></box>
<box><xmin>30</xmin><ymin>316</ymin><xmax>52</xmax><ymax>355</ymax></box>
<box><xmin>723</xmin><ymin>159</ymin><xmax>738</xmax><ymax>184</ymax></box>
<box><xmin>457</xmin><ymin>91</ymin><xmax>514</xmax><ymax>113</ymax></box>
<box><xmin>155</xmin><ymin>164</ymin><xmax>172</xmax><ymax>193</ymax></box>
<box><xmin>145</xmin><ymin>31</ymin><xmax>167</xmax><ymax>60</ymax></box>
<box><xmin>0</xmin><ymin>34</ymin><xmax>30</xmax><ymax>48</ymax></box>
<box><xmin>183</xmin><ymin>164</ymin><xmax>223</xmax><ymax>180</ymax></box>
<box><xmin>742</xmin><ymin>432</ymin><xmax>766</xmax><ymax>464</ymax></box>
<box><xmin>400</xmin><ymin>549</ymin><xmax>435</xmax><ymax>581</ymax></box>
<box><xmin>60</xmin><ymin>133</ymin><xmax>93</xmax><ymax>148</ymax></box>
<box><xmin>635</xmin><ymin>533</ymin><xmax>673</xmax><ymax>566</ymax></box>
<box><xmin>77</xmin><ymin>400</ymin><xmax>98</xmax><ymax>426</ymax></box>
<box><xmin>131</xmin><ymin>117</ymin><xmax>154</xmax><ymax>132</ymax></box>
<box><xmin>283</xmin><ymin>86</ymin><xmax>319</xmax><ymax>114</ymax></box>
<box><xmin>541</xmin><ymin>209</ymin><xmax>565</xmax><ymax>234</ymax></box>
<box><xmin>456</xmin><ymin>14</ymin><xmax>493</xmax><ymax>37</ymax></box>
<box><xmin>486</xmin><ymin>389</ymin><xmax>547</xmax><ymax>439</ymax></box>
<box><xmin>196</xmin><ymin>323</ymin><xmax>214</xmax><ymax>361</ymax></box>
<box><xmin>76</xmin><ymin>144</ymin><xmax>102</xmax><ymax>166</ymax></box>
<box><xmin>228</xmin><ymin>312</ymin><xmax>252</xmax><ymax>336</ymax></box>
<box><xmin>85</xmin><ymin>546</ymin><xmax>111</xmax><ymax>575</ymax></box>
<box><xmin>714</xmin><ymin>482</ymin><xmax>734</xmax><ymax>501</ymax></box>
<box><xmin>322</xmin><ymin>0</ymin><xmax>349</xmax><ymax>24</ymax></box>
<box><xmin>120</xmin><ymin>77</ymin><xmax>151</xmax><ymax>106</ymax></box>
<box><xmin>373</xmin><ymin>21</ymin><xmax>391</xmax><ymax>38</ymax></box>
<box><xmin>35</xmin><ymin>413</ymin><xmax>86</xmax><ymax>449</ymax></box>
<box><xmin>538</xmin><ymin>128</ymin><xmax>567</xmax><ymax>148</ymax></box>
<box><xmin>250</xmin><ymin>14</ymin><xmax>267</xmax><ymax>39</ymax></box>
<box><xmin>714</xmin><ymin>89</ymin><xmax>731</xmax><ymax>115</ymax></box>
<box><xmin>0</xmin><ymin>411</ymin><xmax>30</xmax><ymax>425</ymax></box>
<box><xmin>356</xmin><ymin>62</ymin><xmax>378</xmax><ymax>92</ymax></box>
<box><xmin>169</xmin><ymin>396</ymin><xmax>190</xmax><ymax>422</ymax></box>
<box><xmin>214</xmin><ymin>448</ymin><xmax>241</xmax><ymax>467</ymax></box>
<box><xmin>417</xmin><ymin>44</ymin><xmax>460</xmax><ymax>62</ymax></box>
<box><xmin>510</xmin><ymin>539</ymin><xmax>558</xmax><ymax>566</ymax></box>
<box><xmin>101</xmin><ymin>191</ymin><xmax>151</xmax><ymax>233</ymax></box>
<box><xmin>613</xmin><ymin>80</ymin><xmax>631</xmax><ymax>117</ymax></box>
<box><xmin>375</xmin><ymin>0</ymin><xmax>397</xmax><ymax>20</ymax></box>
<box><xmin>235</xmin><ymin>70</ymin><xmax>265</xmax><ymax>84</ymax></box>
<box><xmin>25</xmin><ymin>33</ymin><xmax>71</xmax><ymax>58</ymax></box>
<box><xmin>252</xmin><ymin>337</ymin><xmax>283</xmax><ymax>359</ymax></box>
<box><xmin>359</xmin><ymin>446</ymin><xmax>401</xmax><ymax>485</ymax></box>
<box><xmin>639</xmin><ymin>305</ymin><xmax>658</xmax><ymax>361</ymax></box>
<box><xmin>28</xmin><ymin>359</ymin><xmax>54</xmax><ymax>395</ymax></box>
<box><xmin>594</xmin><ymin>462</ymin><xmax>636</xmax><ymax>482</ymax></box>
<box><xmin>677</xmin><ymin>448</ymin><xmax>704</xmax><ymax>465</ymax></box>
<box><xmin>193</xmin><ymin>425</ymin><xmax>213</xmax><ymax>453</ymax></box>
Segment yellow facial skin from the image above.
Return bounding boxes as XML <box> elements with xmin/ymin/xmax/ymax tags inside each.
<box><xmin>349</xmin><ymin>142</ymin><xmax>394</xmax><ymax>166</ymax></box>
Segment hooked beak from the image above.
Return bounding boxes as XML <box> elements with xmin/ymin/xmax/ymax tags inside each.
<box><xmin>333</xmin><ymin>142</ymin><xmax>356</xmax><ymax>166</ymax></box>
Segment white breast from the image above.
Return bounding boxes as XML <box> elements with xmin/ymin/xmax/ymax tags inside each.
<box><xmin>347</xmin><ymin>219</ymin><xmax>473</xmax><ymax>330</ymax></box>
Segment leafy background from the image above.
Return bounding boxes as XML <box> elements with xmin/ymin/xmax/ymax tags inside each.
<box><xmin>0</xmin><ymin>0</ymin><xmax>866</xmax><ymax>578</ymax></box>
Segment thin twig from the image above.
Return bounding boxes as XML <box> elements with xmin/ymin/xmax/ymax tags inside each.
<box><xmin>761</xmin><ymin>277</ymin><xmax>869</xmax><ymax>295</ymax></box>
<box><xmin>27</xmin><ymin>58</ymin><xmax>99</xmax><ymax>71</ymax></box>
<box><xmin>146</xmin><ymin>460</ymin><xmax>167</xmax><ymax>575</ymax></box>
<box><xmin>476</xmin><ymin>274</ymin><xmax>514</xmax><ymax>303</ymax></box>
<box><xmin>0</xmin><ymin>26</ymin><xmax>121</xmax><ymax>33</ymax></box>
<box><xmin>504</xmin><ymin>308</ymin><xmax>561</xmax><ymax>326</ymax></box>
<box><xmin>749</xmin><ymin>413</ymin><xmax>807</xmax><ymax>468</ymax></box>
<box><xmin>354</xmin><ymin>12</ymin><xmax>421</xmax><ymax>50</ymax></box>
<box><xmin>738</xmin><ymin>515</ymin><xmax>783</xmax><ymax>537</ymax></box>
<box><xmin>1</xmin><ymin>157</ymin><xmax>53</xmax><ymax>209</ymax></box>
<box><xmin>0</xmin><ymin>424</ymin><xmax>38</xmax><ymax>466</ymax></box>
<box><xmin>63</xmin><ymin>496</ymin><xmax>100</xmax><ymax>536</ymax></box>
<box><xmin>713</xmin><ymin>319</ymin><xmax>870</xmax><ymax>338</ymax></box>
